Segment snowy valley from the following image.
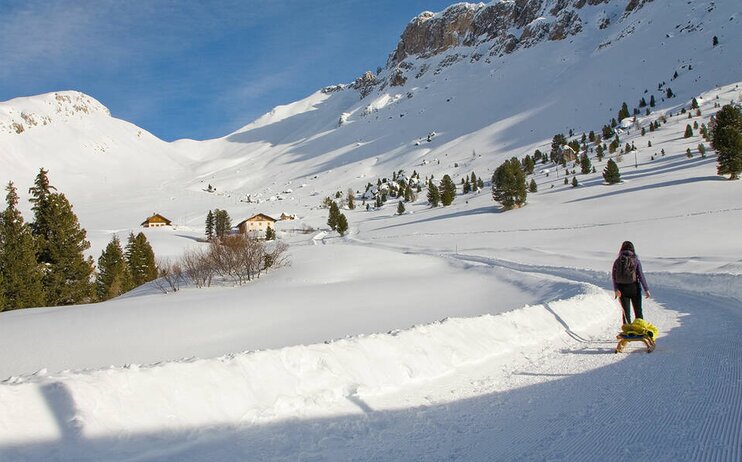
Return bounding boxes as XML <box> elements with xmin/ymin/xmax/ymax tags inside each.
<box><xmin>1</xmin><ymin>0</ymin><xmax>741</xmax><ymax>460</ymax></box>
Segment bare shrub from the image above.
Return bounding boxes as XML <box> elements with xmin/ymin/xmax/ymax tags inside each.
<box><xmin>206</xmin><ymin>235</ymin><xmax>290</xmax><ymax>285</ymax></box>
<box><xmin>154</xmin><ymin>236</ymin><xmax>290</xmax><ymax>291</ymax></box>
<box><xmin>264</xmin><ymin>241</ymin><xmax>289</xmax><ymax>273</ymax></box>
<box><xmin>208</xmin><ymin>236</ymin><xmax>242</xmax><ymax>283</ymax></box>
<box><xmin>181</xmin><ymin>247</ymin><xmax>214</xmax><ymax>288</ymax></box>
<box><xmin>155</xmin><ymin>258</ymin><xmax>185</xmax><ymax>293</ymax></box>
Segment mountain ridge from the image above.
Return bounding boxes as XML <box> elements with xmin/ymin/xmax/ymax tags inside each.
<box><xmin>0</xmin><ymin>0</ymin><xmax>739</xmax><ymax>235</ymax></box>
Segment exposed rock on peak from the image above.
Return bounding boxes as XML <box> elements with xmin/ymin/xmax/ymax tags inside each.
<box><xmin>350</xmin><ymin>71</ymin><xmax>380</xmax><ymax>98</ymax></box>
<box><xmin>386</xmin><ymin>0</ymin><xmax>653</xmax><ymax>82</ymax></box>
<box><xmin>0</xmin><ymin>91</ymin><xmax>111</xmax><ymax>135</ymax></box>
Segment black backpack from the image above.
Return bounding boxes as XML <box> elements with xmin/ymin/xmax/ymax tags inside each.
<box><xmin>614</xmin><ymin>254</ymin><xmax>637</xmax><ymax>284</ymax></box>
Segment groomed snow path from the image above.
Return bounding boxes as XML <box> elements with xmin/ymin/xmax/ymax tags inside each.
<box><xmin>2</xmin><ymin>256</ymin><xmax>739</xmax><ymax>462</ymax></box>
<box><xmin>176</xmin><ymin>270</ymin><xmax>740</xmax><ymax>462</ymax></box>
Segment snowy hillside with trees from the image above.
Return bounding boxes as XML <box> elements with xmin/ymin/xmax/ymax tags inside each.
<box><xmin>1</xmin><ymin>0</ymin><xmax>741</xmax><ymax>460</ymax></box>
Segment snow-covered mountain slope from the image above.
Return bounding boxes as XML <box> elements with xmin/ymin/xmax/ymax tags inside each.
<box><xmin>1</xmin><ymin>1</ymin><xmax>741</xmax><ymax>460</ymax></box>
<box><xmin>177</xmin><ymin>0</ymin><xmax>741</xmax><ymax>207</ymax></box>
<box><xmin>1</xmin><ymin>1</ymin><xmax>740</xmax><ymax>243</ymax></box>
<box><xmin>0</xmin><ymin>91</ymin><xmax>190</xmax><ymax>237</ymax></box>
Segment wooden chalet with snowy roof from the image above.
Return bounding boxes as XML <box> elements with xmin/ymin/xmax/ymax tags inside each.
<box><xmin>559</xmin><ymin>145</ymin><xmax>577</xmax><ymax>162</ymax></box>
<box><xmin>237</xmin><ymin>213</ymin><xmax>277</xmax><ymax>235</ymax></box>
<box><xmin>141</xmin><ymin>213</ymin><xmax>172</xmax><ymax>228</ymax></box>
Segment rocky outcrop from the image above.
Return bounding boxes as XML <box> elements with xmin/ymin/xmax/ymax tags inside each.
<box><xmin>389</xmin><ymin>4</ymin><xmax>480</xmax><ymax>64</ymax></box>
<box><xmin>0</xmin><ymin>91</ymin><xmax>109</xmax><ymax>135</ymax></box>
<box><xmin>385</xmin><ymin>0</ymin><xmax>648</xmax><ymax>87</ymax></box>
<box><xmin>350</xmin><ymin>71</ymin><xmax>380</xmax><ymax>98</ymax></box>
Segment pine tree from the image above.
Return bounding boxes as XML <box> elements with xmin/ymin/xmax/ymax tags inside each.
<box><xmin>602</xmin><ymin>125</ymin><xmax>614</xmax><ymax>139</ymax></box>
<box><xmin>0</xmin><ymin>182</ymin><xmax>44</xmax><ymax>309</ymax></box>
<box><xmin>603</xmin><ymin>159</ymin><xmax>621</xmax><ymax>184</ymax></box>
<box><xmin>650</xmin><ymin>95</ymin><xmax>656</xmax><ymax>107</ymax></box>
<box><xmin>427</xmin><ymin>181</ymin><xmax>440</xmax><ymax>207</ymax></box>
<box><xmin>523</xmin><ymin>156</ymin><xmax>535</xmax><ymax>175</ymax></box>
<box><xmin>397</xmin><ymin>201</ymin><xmax>405</xmax><ymax>215</ymax></box>
<box><xmin>126</xmin><ymin>232</ymin><xmax>158</xmax><ymax>287</ymax></box>
<box><xmin>439</xmin><ymin>174</ymin><xmax>456</xmax><ymax>206</ymax></box>
<box><xmin>572</xmin><ymin>176</ymin><xmax>579</xmax><ymax>188</ymax></box>
<box><xmin>205</xmin><ymin>210</ymin><xmax>215</xmax><ymax>241</ymax></box>
<box><xmin>691</xmin><ymin>97</ymin><xmax>700</xmax><ymax>109</ymax></box>
<box><xmin>336</xmin><ymin>213</ymin><xmax>349</xmax><ymax>236</ymax></box>
<box><xmin>618</xmin><ymin>102</ymin><xmax>630</xmax><ymax>121</ymax></box>
<box><xmin>529</xmin><ymin>178</ymin><xmax>538</xmax><ymax>193</ymax></box>
<box><xmin>0</xmin><ymin>269</ymin><xmax>5</xmax><ymax>312</ymax></box>
<box><xmin>38</xmin><ymin>192</ymin><xmax>95</xmax><ymax>305</ymax></box>
<box><xmin>265</xmin><ymin>226</ymin><xmax>276</xmax><ymax>240</ymax></box>
<box><xmin>346</xmin><ymin>189</ymin><xmax>355</xmax><ymax>210</ymax></box>
<box><xmin>327</xmin><ymin>201</ymin><xmax>340</xmax><ymax>230</ymax></box>
<box><xmin>28</xmin><ymin>168</ymin><xmax>56</xmax><ymax>264</ymax></box>
<box><xmin>580</xmin><ymin>153</ymin><xmax>592</xmax><ymax>174</ymax></box>
<box><xmin>596</xmin><ymin>144</ymin><xmax>605</xmax><ymax>161</ymax></box>
<box><xmin>712</xmin><ymin>35</ymin><xmax>719</xmax><ymax>46</ymax></box>
<box><xmin>96</xmin><ymin>235</ymin><xmax>132</xmax><ymax>301</ymax></box>
<box><xmin>214</xmin><ymin>209</ymin><xmax>232</xmax><ymax>239</ymax></box>
<box><xmin>492</xmin><ymin>158</ymin><xmax>527</xmax><ymax>210</ymax></box>
<box><xmin>470</xmin><ymin>172</ymin><xmax>478</xmax><ymax>190</ymax></box>
<box><xmin>712</xmin><ymin>104</ymin><xmax>742</xmax><ymax>179</ymax></box>
<box><xmin>551</xmin><ymin>133</ymin><xmax>567</xmax><ymax>162</ymax></box>
<box><xmin>684</xmin><ymin>124</ymin><xmax>694</xmax><ymax>138</ymax></box>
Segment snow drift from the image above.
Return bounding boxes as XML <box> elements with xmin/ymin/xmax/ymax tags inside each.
<box><xmin>0</xmin><ymin>283</ymin><xmax>615</xmax><ymax>447</ymax></box>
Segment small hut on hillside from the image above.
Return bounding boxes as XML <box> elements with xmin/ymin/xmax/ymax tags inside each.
<box><xmin>141</xmin><ymin>213</ymin><xmax>172</xmax><ymax>228</ymax></box>
<box><xmin>237</xmin><ymin>213</ymin><xmax>277</xmax><ymax>235</ymax></box>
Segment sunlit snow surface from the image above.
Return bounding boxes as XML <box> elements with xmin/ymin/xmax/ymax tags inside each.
<box><xmin>1</xmin><ymin>0</ymin><xmax>741</xmax><ymax>460</ymax></box>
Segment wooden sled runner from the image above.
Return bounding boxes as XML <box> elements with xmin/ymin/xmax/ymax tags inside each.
<box><xmin>615</xmin><ymin>333</ymin><xmax>656</xmax><ymax>353</ymax></box>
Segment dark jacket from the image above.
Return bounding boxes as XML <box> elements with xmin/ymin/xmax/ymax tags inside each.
<box><xmin>612</xmin><ymin>250</ymin><xmax>649</xmax><ymax>292</ymax></box>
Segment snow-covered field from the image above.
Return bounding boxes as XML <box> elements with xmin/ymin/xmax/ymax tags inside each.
<box><xmin>1</xmin><ymin>1</ymin><xmax>741</xmax><ymax>460</ymax></box>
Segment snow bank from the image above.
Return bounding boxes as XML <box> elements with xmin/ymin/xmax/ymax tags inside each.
<box><xmin>0</xmin><ymin>284</ymin><xmax>615</xmax><ymax>446</ymax></box>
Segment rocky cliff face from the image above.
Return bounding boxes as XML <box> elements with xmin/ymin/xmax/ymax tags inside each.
<box><xmin>377</xmin><ymin>0</ymin><xmax>653</xmax><ymax>89</ymax></box>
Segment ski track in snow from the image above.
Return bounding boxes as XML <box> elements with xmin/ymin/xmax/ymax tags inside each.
<box><xmin>358</xmin><ymin>206</ymin><xmax>742</xmax><ymax>240</ymax></box>
<box><xmin>2</xmin><ymin>239</ymin><xmax>739</xmax><ymax>461</ymax></box>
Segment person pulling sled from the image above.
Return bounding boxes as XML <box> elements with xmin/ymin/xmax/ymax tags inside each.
<box><xmin>611</xmin><ymin>241</ymin><xmax>657</xmax><ymax>353</ymax></box>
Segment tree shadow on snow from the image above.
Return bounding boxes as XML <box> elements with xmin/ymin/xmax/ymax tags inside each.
<box><xmin>371</xmin><ymin>206</ymin><xmax>501</xmax><ymax>232</ymax></box>
<box><xmin>567</xmin><ymin>175</ymin><xmax>723</xmax><ymax>203</ymax></box>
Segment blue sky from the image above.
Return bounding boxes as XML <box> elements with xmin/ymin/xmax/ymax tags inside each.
<box><xmin>0</xmin><ymin>0</ymin><xmax>455</xmax><ymax>141</ymax></box>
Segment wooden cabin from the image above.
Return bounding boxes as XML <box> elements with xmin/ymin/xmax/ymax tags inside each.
<box><xmin>141</xmin><ymin>213</ymin><xmax>172</xmax><ymax>228</ymax></box>
<box><xmin>559</xmin><ymin>145</ymin><xmax>577</xmax><ymax>162</ymax></box>
<box><xmin>280</xmin><ymin>212</ymin><xmax>297</xmax><ymax>221</ymax></box>
<box><xmin>237</xmin><ymin>213</ymin><xmax>277</xmax><ymax>235</ymax></box>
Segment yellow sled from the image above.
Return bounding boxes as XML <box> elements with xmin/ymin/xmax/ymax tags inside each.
<box><xmin>615</xmin><ymin>319</ymin><xmax>659</xmax><ymax>353</ymax></box>
<box><xmin>615</xmin><ymin>333</ymin><xmax>655</xmax><ymax>353</ymax></box>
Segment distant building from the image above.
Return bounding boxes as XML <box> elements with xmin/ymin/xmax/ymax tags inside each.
<box><xmin>237</xmin><ymin>213</ymin><xmax>277</xmax><ymax>235</ymax></box>
<box><xmin>280</xmin><ymin>212</ymin><xmax>296</xmax><ymax>221</ymax></box>
<box><xmin>141</xmin><ymin>213</ymin><xmax>172</xmax><ymax>228</ymax></box>
<box><xmin>559</xmin><ymin>145</ymin><xmax>577</xmax><ymax>162</ymax></box>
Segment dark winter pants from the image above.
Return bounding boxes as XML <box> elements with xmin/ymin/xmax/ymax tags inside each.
<box><xmin>617</xmin><ymin>282</ymin><xmax>643</xmax><ymax>323</ymax></box>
